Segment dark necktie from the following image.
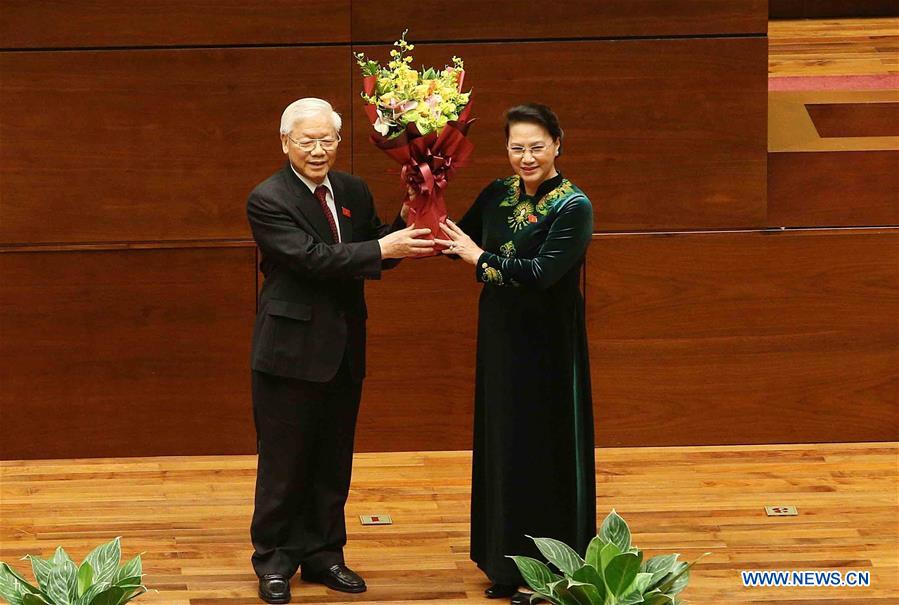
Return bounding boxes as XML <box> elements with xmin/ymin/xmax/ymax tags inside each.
<box><xmin>314</xmin><ymin>185</ymin><xmax>340</xmax><ymax>242</ymax></box>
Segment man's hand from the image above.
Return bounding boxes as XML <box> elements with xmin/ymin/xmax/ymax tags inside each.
<box><xmin>378</xmin><ymin>225</ymin><xmax>435</xmax><ymax>259</ymax></box>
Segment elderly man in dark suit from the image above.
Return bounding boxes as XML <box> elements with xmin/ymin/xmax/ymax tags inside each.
<box><xmin>247</xmin><ymin>97</ymin><xmax>432</xmax><ymax>604</ymax></box>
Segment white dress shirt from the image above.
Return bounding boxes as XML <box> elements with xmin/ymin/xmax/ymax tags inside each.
<box><xmin>291</xmin><ymin>165</ymin><xmax>342</xmax><ymax>242</ymax></box>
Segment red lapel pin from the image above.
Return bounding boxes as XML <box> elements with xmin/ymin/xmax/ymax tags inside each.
<box><xmin>341</xmin><ymin>207</ymin><xmax>352</xmax><ymax>218</ymax></box>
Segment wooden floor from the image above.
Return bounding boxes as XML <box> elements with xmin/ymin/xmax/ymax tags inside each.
<box><xmin>769</xmin><ymin>18</ymin><xmax>899</xmax><ymax>77</ymax></box>
<box><xmin>1</xmin><ymin>443</ymin><xmax>897</xmax><ymax>604</ymax></box>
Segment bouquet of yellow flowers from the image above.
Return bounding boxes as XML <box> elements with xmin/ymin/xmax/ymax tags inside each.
<box><xmin>355</xmin><ymin>31</ymin><xmax>470</xmax><ymax>138</ymax></box>
<box><xmin>355</xmin><ymin>31</ymin><xmax>475</xmax><ymax>254</ymax></box>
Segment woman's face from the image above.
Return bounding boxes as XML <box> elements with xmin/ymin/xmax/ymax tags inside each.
<box><xmin>507</xmin><ymin>121</ymin><xmax>559</xmax><ymax>193</ymax></box>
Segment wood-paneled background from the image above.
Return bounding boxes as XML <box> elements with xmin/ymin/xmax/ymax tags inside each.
<box><xmin>770</xmin><ymin>0</ymin><xmax>899</xmax><ymax>18</ymax></box>
<box><xmin>1</xmin><ymin>1</ymin><xmax>895</xmax><ymax>459</ymax></box>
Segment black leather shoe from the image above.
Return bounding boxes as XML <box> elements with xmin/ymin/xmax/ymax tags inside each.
<box><xmin>511</xmin><ymin>591</ymin><xmax>545</xmax><ymax>605</ymax></box>
<box><xmin>301</xmin><ymin>563</ymin><xmax>366</xmax><ymax>593</ymax></box>
<box><xmin>485</xmin><ymin>583</ymin><xmax>518</xmax><ymax>598</ymax></box>
<box><xmin>258</xmin><ymin>574</ymin><xmax>290</xmax><ymax>604</ymax></box>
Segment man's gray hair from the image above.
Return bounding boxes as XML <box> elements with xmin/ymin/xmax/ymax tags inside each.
<box><xmin>279</xmin><ymin>98</ymin><xmax>342</xmax><ymax>135</ymax></box>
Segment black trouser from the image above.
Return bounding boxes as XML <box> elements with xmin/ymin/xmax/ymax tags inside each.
<box><xmin>250</xmin><ymin>356</ymin><xmax>363</xmax><ymax>578</ymax></box>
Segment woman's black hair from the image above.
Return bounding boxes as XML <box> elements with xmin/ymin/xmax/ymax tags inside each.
<box><xmin>503</xmin><ymin>103</ymin><xmax>564</xmax><ymax>155</ymax></box>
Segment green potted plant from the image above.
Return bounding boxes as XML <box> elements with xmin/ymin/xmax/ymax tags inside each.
<box><xmin>0</xmin><ymin>537</ymin><xmax>147</xmax><ymax>605</ymax></box>
<box><xmin>509</xmin><ymin>510</ymin><xmax>709</xmax><ymax>604</ymax></box>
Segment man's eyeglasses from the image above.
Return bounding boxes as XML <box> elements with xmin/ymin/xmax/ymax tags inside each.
<box><xmin>507</xmin><ymin>144</ymin><xmax>549</xmax><ymax>158</ymax></box>
<box><xmin>287</xmin><ymin>134</ymin><xmax>341</xmax><ymax>152</ymax></box>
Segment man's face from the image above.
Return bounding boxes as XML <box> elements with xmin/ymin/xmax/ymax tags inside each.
<box><xmin>280</xmin><ymin>112</ymin><xmax>339</xmax><ymax>184</ymax></box>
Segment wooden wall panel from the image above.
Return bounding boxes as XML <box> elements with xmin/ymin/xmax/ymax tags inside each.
<box><xmin>357</xmin><ymin>257</ymin><xmax>480</xmax><ymax>452</ymax></box>
<box><xmin>587</xmin><ymin>229</ymin><xmax>899</xmax><ymax>447</ymax></box>
<box><xmin>770</xmin><ymin>0</ymin><xmax>899</xmax><ymax>18</ymax></box>
<box><xmin>767</xmin><ymin>90</ymin><xmax>898</xmax><ymax>228</ymax></box>
<box><xmin>769</xmin><ymin>0</ymin><xmax>806</xmax><ymax>18</ymax></box>
<box><xmin>0</xmin><ymin>1</ymin><xmax>350</xmax><ymax>48</ymax></box>
<box><xmin>806</xmin><ymin>102</ymin><xmax>899</xmax><ymax>138</ymax></box>
<box><xmin>769</xmin><ymin>151</ymin><xmax>899</xmax><ymax>227</ymax></box>
<box><xmin>354</xmin><ymin>39</ymin><xmax>767</xmax><ymax>233</ymax></box>
<box><xmin>353</xmin><ymin>0</ymin><xmax>767</xmax><ymax>41</ymax></box>
<box><xmin>0</xmin><ymin>246</ymin><xmax>257</xmax><ymax>460</ymax></box>
<box><xmin>0</xmin><ymin>47</ymin><xmax>350</xmax><ymax>245</ymax></box>
<box><xmin>0</xmin><ymin>1</ymin><xmax>792</xmax><ymax>459</ymax></box>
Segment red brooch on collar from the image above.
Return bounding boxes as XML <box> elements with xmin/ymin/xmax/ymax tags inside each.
<box><xmin>341</xmin><ymin>207</ymin><xmax>352</xmax><ymax>218</ymax></box>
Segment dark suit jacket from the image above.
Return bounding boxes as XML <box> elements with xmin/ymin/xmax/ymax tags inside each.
<box><xmin>247</xmin><ymin>163</ymin><xmax>403</xmax><ymax>382</ymax></box>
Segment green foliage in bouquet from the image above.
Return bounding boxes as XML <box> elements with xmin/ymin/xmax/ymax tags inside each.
<box><xmin>508</xmin><ymin>510</ymin><xmax>709</xmax><ymax>605</ymax></box>
<box><xmin>0</xmin><ymin>538</ymin><xmax>147</xmax><ymax>605</ymax></box>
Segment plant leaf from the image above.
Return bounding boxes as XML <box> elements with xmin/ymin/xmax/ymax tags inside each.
<box><xmin>642</xmin><ymin>554</ymin><xmax>679</xmax><ymax>588</ymax></box>
<box><xmin>111</xmin><ymin>554</ymin><xmax>141</xmax><ymax>587</ymax></box>
<box><xmin>600</xmin><ymin>510</ymin><xmax>631</xmax><ymax>552</ymax></box>
<box><xmin>46</xmin><ymin>558</ymin><xmax>77</xmax><ymax>605</ymax></box>
<box><xmin>604</xmin><ymin>552</ymin><xmax>642</xmax><ymax>597</ymax></box>
<box><xmin>49</xmin><ymin>547</ymin><xmax>73</xmax><ymax>568</ymax></box>
<box><xmin>571</xmin><ymin>564</ymin><xmax>606</xmax><ymax>599</ymax></box>
<box><xmin>507</xmin><ymin>556</ymin><xmax>559</xmax><ymax>594</ymax></box>
<box><xmin>565</xmin><ymin>579</ymin><xmax>603</xmax><ymax>605</ymax></box>
<box><xmin>0</xmin><ymin>563</ymin><xmax>29</xmax><ymax>605</ymax></box>
<box><xmin>584</xmin><ymin>536</ymin><xmax>605</xmax><ymax>570</ymax></box>
<box><xmin>529</xmin><ymin>594</ymin><xmax>560</xmax><ymax>605</ymax></box>
<box><xmin>83</xmin><ymin>539</ymin><xmax>121</xmax><ymax>586</ymax></box>
<box><xmin>25</xmin><ymin>556</ymin><xmax>53</xmax><ymax>593</ymax></box>
<box><xmin>22</xmin><ymin>595</ymin><xmax>51</xmax><ymax>605</ymax></box>
<box><xmin>655</xmin><ymin>561</ymin><xmax>690</xmax><ymax>594</ymax></box>
<box><xmin>530</xmin><ymin>579</ymin><xmax>566</xmax><ymax>605</ymax></box>
<box><xmin>598</xmin><ymin>542</ymin><xmax>621</xmax><ymax>572</ymax></box>
<box><xmin>627</xmin><ymin>572</ymin><xmax>654</xmax><ymax>595</ymax></box>
<box><xmin>666</xmin><ymin>565</ymin><xmax>690</xmax><ymax>596</ymax></box>
<box><xmin>642</xmin><ymin>591</ymin><xmax>675</xmax><ymax>605</ymax></box>
<box><xmin>76</xmin><ymin>562</ymin><xmax>93</xmax><ymax>598</ymax></box>
<box><xmin>618</xmin><ymin>592</ymin><xmax>646</xmax><ymax>605</ymax></box>
<box><xmin>2</xmin><ymin>561</ymin><xmax>42</xmax><ymax>595</ymax></box>
<box><xmin>117</xmin><ymin>584</ymin><xmax>148</xmax><ymax>604</ymax></box>
<box><xmin>545</xmin><ymin>579</ymin><xmax>566</xmax><ymax>597</ymax></box>
<box><xmin>75</xmin><ymin>581</ymin><xmax>110</xmax><ymax>605</ymax></box>
<box><xmin>112</xmin><ymin>578</ymin><xmax>141</xmax><ymax>590</ymax></box>
<box><xmin>529</xmin><ymin>536</ymin><xmax>585</xmax><ymax>576</ymax></box>
<box><xmin>655</xmin><ymin>552</ymin><xmax>709</xmax><ymax>596</ymax></box>
<box><xmin>87</xmin><ymin>586</ymin><xmax>124</xmax><ymax>605</ymax></box>
<box><xmin>550</xmin><ymin>581</ymin><xmax>593</xmax><ymax>605</ymax></box>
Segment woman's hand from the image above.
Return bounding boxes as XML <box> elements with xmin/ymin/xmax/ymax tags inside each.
<box><xmin>435</xmin><ymin>219</ymin><xmax>484</xmax><ymax>265</ymax></box>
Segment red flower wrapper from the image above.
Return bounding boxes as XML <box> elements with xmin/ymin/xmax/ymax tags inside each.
<box><xmin>364</xmin><ymin>102</ymin><xmax>475</xmax><ymax>256</ymax></box>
